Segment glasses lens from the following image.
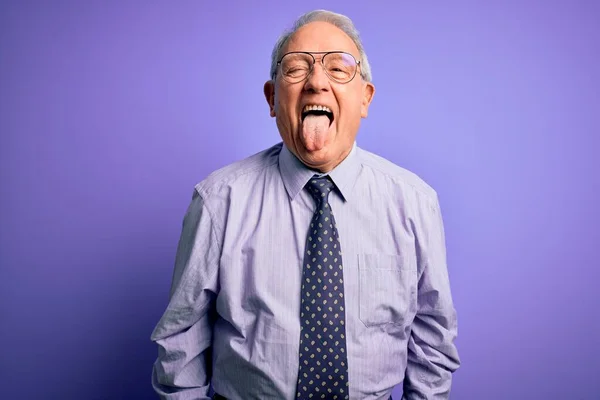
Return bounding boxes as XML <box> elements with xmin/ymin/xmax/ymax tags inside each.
<box><xmin>280</xmin><ymin>53</ymin><xmax>312</xmax><ymax>82</ymax></box>
<box><xmin>323</xmin><ymin>52</ymin><xmax>357</xmax><ymax>82</ymax></box>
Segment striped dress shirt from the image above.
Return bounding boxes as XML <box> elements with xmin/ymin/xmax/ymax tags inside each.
<box><xmin>151</xmin><ymin>141</ymin><xmax>460</xmax><ymax>399</ymax></box>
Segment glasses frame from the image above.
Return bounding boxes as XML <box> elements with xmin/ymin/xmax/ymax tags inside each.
<box><xmin>275</xmin><ymin>51</ymin><xmax>361</xmax><ymax>84</ymax></box>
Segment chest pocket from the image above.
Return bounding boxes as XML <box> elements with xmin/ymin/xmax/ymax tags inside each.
<box><xmin>358</xmin><ymin>253</ymin><xmax>417</xmax><ymax>327</ymax></box>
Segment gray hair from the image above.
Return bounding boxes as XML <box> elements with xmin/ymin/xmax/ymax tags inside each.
<box><xmin>269</xmin><ymin>10</ymin><xmax>372</xmax><ymax>82</ymax></box>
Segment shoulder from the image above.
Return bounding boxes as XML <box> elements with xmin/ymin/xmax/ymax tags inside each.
<box><xmin>357</xmin><ymin>146</ymin><xmax>439</xmax><ymax>207</ymax></box>
<box><xmin>193</xmin><ymin>142</ymin><xmax>282</xmax><ymax>199</ymax></box>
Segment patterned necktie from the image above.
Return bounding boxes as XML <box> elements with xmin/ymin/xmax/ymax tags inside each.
<box><xmin>295</xmin><ymin>175</ymin><xmax>349</xmax><ymax>400</ymax></box>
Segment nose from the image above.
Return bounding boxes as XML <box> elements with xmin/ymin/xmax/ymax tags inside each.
<box><xmin>303</xmin><ymin>61</ymin><xmax>330</xmax><ymax>93</ymax></box>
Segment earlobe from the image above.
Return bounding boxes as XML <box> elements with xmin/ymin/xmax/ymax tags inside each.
<box><xmin>361</xmin><ymin>82</ymin><xmax>376</xmax><ymax>118</ymax></box>
<box><xmin>263</xmin><ymin>80</ymin><xmax>276</xmax><ymax>117</ymax></box>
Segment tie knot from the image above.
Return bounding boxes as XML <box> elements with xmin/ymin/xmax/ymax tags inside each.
<box><xmin>306</xmin><ymin>175</ymin><xmax>335</xmax><ymax>204</ymax></box>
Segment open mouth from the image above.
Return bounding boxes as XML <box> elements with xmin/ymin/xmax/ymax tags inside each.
<box><xmin>301</xmin><ymin>104</ymin><xmax>334</xmax><ymax>125</ymax></box>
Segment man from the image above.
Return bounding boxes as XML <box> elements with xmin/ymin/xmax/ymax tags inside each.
<box><xmin>151</xmin><ymin>9</ymin><xmax>460</xmax><ymax>400</ymax></box>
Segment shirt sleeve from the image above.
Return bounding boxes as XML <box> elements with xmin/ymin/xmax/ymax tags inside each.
<box><xmin>403</xmin><ymin>194</ymin><xmax>461</xmax><ymax>399</ymax></box>
<box><xmin>150</xmin><ymin>188</ymin><xmax>221</xmax><ymax>399</ymax></box>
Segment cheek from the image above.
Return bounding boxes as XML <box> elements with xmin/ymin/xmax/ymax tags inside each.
<box><xmin>337</xmin><ymin>97</ymin><xmax>363</xmax><ymax>122</ymax></box>
<box><xmin>275</xmin><ymin>96</ymin><xmax>298</xmax><ymax>131</ymax></box>
<box><xmin>275</xmin><ymin>87</ymin><xmax>299</xmax><ymax>117</ymax></box>
<box><xmin>334</xmin><ymin>87</ymin><xmax>364</xmax><ymax>120</ymax></box>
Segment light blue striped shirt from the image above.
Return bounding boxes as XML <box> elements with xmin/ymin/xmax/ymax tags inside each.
<box><xmin>151</xmin><ymin>142</ymin><xmax>460</xmax><ymax>399</ymax></box>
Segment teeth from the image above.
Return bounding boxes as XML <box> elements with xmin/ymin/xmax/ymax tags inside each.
<box><xmin>303</xmin><ymin>104</ymin><xmax>332</xmax><ymax>113</ymax></box>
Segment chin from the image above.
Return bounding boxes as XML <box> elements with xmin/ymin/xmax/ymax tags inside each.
<box><xmin>301</xmin><ymin>148</ymin><xmax>339</xmax><ymax>170</ymax></box>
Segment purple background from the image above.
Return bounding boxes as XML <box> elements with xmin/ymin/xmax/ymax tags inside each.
<box><xmin>1</xmin><ymin>1</ymin><xmax>599</xmax><ymax>399</ymax></box>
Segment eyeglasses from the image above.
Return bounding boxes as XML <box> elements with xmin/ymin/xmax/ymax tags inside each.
<box><xmin>276</xmin><ymin>51</ymin><xmax>361</xmax><ymax>84</ymax></box>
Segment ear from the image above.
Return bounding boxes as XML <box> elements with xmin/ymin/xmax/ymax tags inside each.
<box><xmin>263</xmin><ymin>80</ymin><xmax>276</xmax><ymax>117</ymax></box>
<box><xmin>360</xmin><ymin>81</ymin><xmax>375</xmax><ymax>118</ymax></box>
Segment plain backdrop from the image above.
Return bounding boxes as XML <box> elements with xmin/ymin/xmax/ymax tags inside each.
<box><xmin>1</xmin><ymin>1</ymin><xmax>599</xmax><ymax>399</ymax></box>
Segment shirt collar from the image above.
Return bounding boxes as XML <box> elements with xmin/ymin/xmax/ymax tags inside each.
<box><xmin>278</xmin><ymin>141</ymin><xmax>361</xmax><ymax>202</ymax></box>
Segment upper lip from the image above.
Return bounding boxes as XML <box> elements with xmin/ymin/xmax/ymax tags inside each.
<box><xmin>302</xmin><ymin>103</ymin><xmax>333</xmax><ymax>112</ymax></box>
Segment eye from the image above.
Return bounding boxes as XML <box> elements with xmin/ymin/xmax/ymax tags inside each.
<box><xmin>286</xmin><ymin>67</ymin><xmax>309</xmax><ymax>77</ymax></box>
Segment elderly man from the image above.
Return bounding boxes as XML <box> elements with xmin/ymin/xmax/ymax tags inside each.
<box><xmin>151</xmin><ymin>9</ymin><xmax>460</xmax><ymax>400</ymax></box>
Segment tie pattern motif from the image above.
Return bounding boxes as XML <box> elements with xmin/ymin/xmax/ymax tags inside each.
<box><xmin>296</xmin><ymin>176</ymin><xmax>349</xmax><ymax>399</ymax></box>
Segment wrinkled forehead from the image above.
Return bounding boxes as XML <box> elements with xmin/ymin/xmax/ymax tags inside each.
<box><xmin>282</xmin><ymin>21</ymin><xmax>360</xmax><ymax>60</ymax></box>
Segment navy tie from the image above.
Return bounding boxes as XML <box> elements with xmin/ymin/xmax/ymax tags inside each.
<box><xmin>295</xmin><ymin>175</ymin><xmax>349</xmax><ymax>399</ymax></box>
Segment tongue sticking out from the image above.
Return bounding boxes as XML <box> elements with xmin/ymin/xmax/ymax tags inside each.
<box><xmin>302</xmin><ymin>115</ymin><xmax>331</xmax><ymax>150</ymax></box>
